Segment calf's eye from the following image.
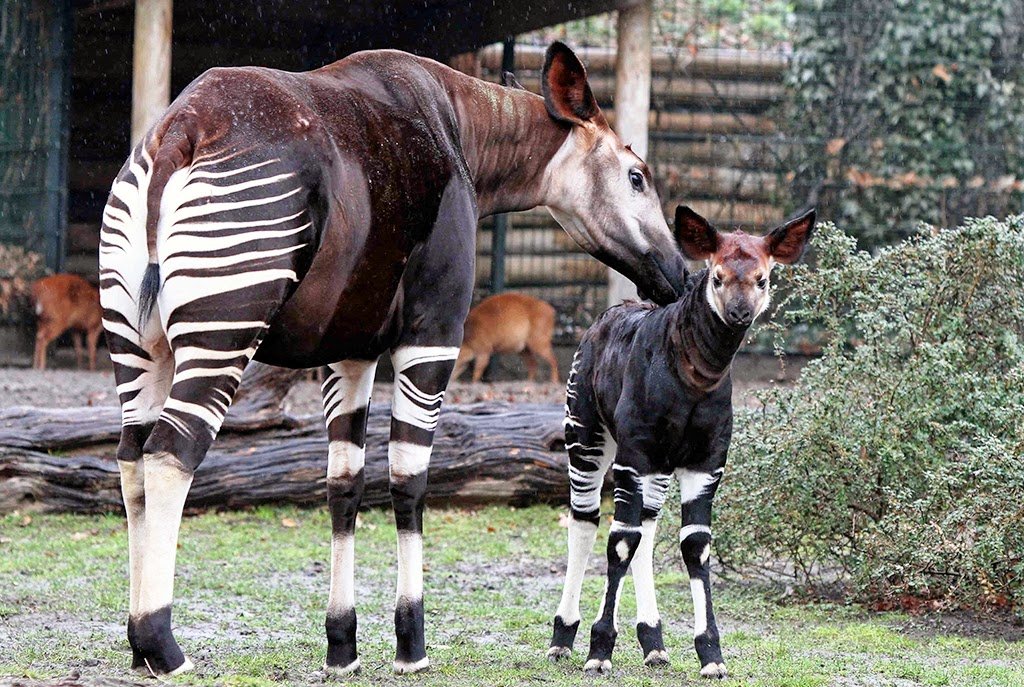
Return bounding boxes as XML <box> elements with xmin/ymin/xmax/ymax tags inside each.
<box><xmin>757</xmin><ymin>278</ymin><xmax>768</xmax><ymax>289</ymax></box>
<box><xmin>712</xmin><ymin>275</ymin><xmax>723</xmax><ymax>288</ymax></box>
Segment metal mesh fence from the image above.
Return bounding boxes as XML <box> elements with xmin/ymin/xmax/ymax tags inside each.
<box><xmin>475</xmin><ymin>8</ymin><xmax>790</xmax><ymax>344</ymax></box>
<box><xmin>473</xmin><ymin>1</ymin><xmax>1024</xmax><ymax>345</ymax></box>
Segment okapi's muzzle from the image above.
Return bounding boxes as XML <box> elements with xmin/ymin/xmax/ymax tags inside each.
<box><xmin>636</xmin><ymin>248</ymin><xmax>688</xmax><ymax>306</ymax></box>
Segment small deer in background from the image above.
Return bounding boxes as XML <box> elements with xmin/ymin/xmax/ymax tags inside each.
<box><xmin>548</xmin><ymin>205</ymin><xmax>815</xmax><ymax>679</ymax></box>
<box><xmin>31</xmin><ymin>273</ymin><xmax>104</xmax><ymax>371</ymax></box>
<box><xmin>452</xmin><ymin>292</ymin><xmax>560</xmax><ymax>383</ymax></box>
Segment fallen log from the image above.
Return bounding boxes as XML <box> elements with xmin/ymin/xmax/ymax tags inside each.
<box><xmin>0</xmin><ymin>363</ymin><xmax>303</xmax><ymax>450</ymax></box>
<box><xmin>0</xmin><ymin>403</ymin><xmax>569</xmax><ymax>515</ymax></box>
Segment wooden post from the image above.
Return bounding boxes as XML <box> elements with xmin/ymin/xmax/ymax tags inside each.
<box><xmin>608</xmin><ymin>0</ymin><xmax>652</xmax><ymax>306</ymax></box>
<box><xmin>490</xmin><ymin>36</ymin><xmax>515</xmax><ymax>295</ymax></box>
<box><xmin>131</xmin><ymin>0</ymin><xmax>172</xmax><ymax>145</ymax></box>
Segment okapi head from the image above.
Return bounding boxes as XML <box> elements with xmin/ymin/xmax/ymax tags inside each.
<box><xmin>674</xmin><ymin>205</ymin><xmax>816</xmax><ymax>328</ymax></box>
<box><xmin>539</xmin><ymin>42</ymin><xmax>686</xmax><ymax>305</ymax></box>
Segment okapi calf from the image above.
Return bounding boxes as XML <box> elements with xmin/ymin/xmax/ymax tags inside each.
<box><xmin>548</xmin><ymin>205</ymin><xmax>815</xmax><ymax>678</ymax></box>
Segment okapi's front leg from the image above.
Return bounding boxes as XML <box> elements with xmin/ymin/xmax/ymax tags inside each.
<box><xmin>388</xmin><ymin>345</ymin><xmax>459</xmax><ymax>674</ymax></box>
<box><xmin>584</xmin><ymin>463</ymin><xmax>645</xmax><ymax>676</ymax></box>
<box><xmin>677</xmin><ymin>467</ymin><xmax>727</xmax><ymax>679</ymax></box>
<box><xmin>321</xmin><ymin>359</ymin><xmax>378</xmax><ymax>676</ymax></box>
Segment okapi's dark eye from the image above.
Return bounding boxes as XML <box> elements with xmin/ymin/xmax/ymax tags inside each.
<box><xmin>757</xmin><ymin>277</ymin><xmax>768</xmax><ymax>289</ymax></box>
<box><xmin>628</xmin><ymin>168</ymin><xmax>645</xmax><ymax>192</ymax></box>
<box><xmin>712</xmin><ymin>275</ymin><xmax>723</xmax><ymax>288</ymax></box>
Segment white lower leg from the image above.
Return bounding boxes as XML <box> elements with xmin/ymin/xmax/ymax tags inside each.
<box><xmin>396</xmin><ymin>531</ymin><xmax>424</xmax><ymax>607</ymax></box>
<box><xmin>555</xmin><ymin>516</ymin><xmax>599</xmax><ymax>625</ymax></box>
<box><xmin>118</xmin><ymin>460</ymin><xmax>146</xmax><ymax>617</ymax></box>
<box><xmin>137</xmin><ymin>454</ymin><xmax>193</xmax><ymax>617</ymax></box>
<box><xmin>632</xmin><ymin>518</ymin><xmax>660</xmax><ymax>627</ymax></box>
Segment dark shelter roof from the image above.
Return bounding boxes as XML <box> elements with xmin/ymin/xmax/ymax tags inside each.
<box><xmin>66</xmin><ymin>0</ymin><xmax>619</xmax><ymax>260</ymax></box>
<box><xmin>73</xmin><ymin>0</ymin><xmax>621</xmax><ymax>75</ymax></box>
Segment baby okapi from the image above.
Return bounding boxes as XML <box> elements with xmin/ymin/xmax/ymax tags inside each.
<box><xmin>548</xmin><ymin>205</ymin><xmax>815</xmax><ymax>678</ymax></box>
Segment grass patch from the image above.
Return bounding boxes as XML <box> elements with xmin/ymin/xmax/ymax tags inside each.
<box><xmin>1</xmin><ymin>505</ymin><xmax>1022</xmax><ymax>686</ymax></box>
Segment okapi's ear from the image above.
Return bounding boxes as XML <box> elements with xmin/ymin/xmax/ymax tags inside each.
<box><xmin>674</xmin><ymin>205</ymin><xmax>719</xmax><ymax>261</ymax></box>
<box><xmin>764</xmin><ymin>208</ymin><xmax>816</xmax><ymax>265</ymax></box>
<box><xmin>502</xmin><ymin>71</ymin><xmax>525</xmax><ymax>90</ymax></box>
<box><xmin>542</xmin><ymin>41</ymin><xmax>601</xmax><ymax>125</ymax></box>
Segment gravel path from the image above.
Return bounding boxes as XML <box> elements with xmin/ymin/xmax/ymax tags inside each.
<box><xmin>0</xmin><ymin>353</ymin><xmax>805</xmax><ymax>413</ymax></box>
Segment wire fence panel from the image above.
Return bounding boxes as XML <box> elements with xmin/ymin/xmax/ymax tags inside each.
<box><xmin>0</xmin><ymin>0</ymin><xmax>71</xmax><ymax>274</ymax></box>
<box><xmin>475</xmin><ymin>15</ymin><xmax>792</xmax><ymax>343</ymax></box>
<box><xmin>472</xmin><ymin>1</ymin><xmax>1024</xmax><ymax>346</ymax></box>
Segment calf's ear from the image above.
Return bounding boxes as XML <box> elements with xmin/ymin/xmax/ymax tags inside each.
<box><xmin>542</xmin><ymin>42</ymin><xmax>602</xmax><ymax>126</ymax></box>
<box><xmin>674</xmin><ymin>205</ymin><xmax>719</xmax><ymax>261</ymax></box>
<box><xmin>764</xmin><ymin>209</ymin><xmax>816</xmax><ymax>265</ymax></box>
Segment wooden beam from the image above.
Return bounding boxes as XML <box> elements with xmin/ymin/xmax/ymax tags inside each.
<box><xmin>608</xmin><ymin>0</ymin><xmax>652</xmax><ymax>306</ymax></box>
<box><xmin>481</xmin><ymin>44</ymin><xmax>788</xmax><ymax>81</ymax></box>
<box><xmin>131</xmin><ymin>0</ymin><xmax>172</xmax><ymax>145</ymax></box>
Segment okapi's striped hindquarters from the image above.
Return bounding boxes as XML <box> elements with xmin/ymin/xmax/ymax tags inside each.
<box><xmin>99</xmin><ymin>42</ymin><xmax>689</xmax><ymax>678</ymax></box>
<box><xmin>101</xmin><ymin>142</ymin><xmax>314</xmax><ymax>674</ymax></box>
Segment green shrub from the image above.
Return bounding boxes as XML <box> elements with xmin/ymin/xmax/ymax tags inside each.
<box><xmin>715</xmin><ymin>217</ymin><xmax>1024</xmax><ymax>608</ymax></box>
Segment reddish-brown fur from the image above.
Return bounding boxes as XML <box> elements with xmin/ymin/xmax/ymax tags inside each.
<box><xmin>31</xmin><ymin>274</ymin><xmax>103</xmax><ymax>371</ymax></box>
<box><xmin>453</xmin><ymin>293</ymin><xmax>560</xmax><ymax>383</ymax></box>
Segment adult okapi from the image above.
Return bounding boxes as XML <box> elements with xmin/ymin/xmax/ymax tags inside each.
<box><xmin>99</xmin><ymin>43</ymin><xmax>686</xmax><ymax>677</ymax></box>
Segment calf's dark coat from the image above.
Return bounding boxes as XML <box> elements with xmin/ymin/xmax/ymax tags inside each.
<box><xmin>549</xmin><ymin>206</ymin><xmax>815</xmax><ymax>678</ymax></box>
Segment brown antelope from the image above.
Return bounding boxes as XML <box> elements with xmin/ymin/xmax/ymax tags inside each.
<box><xmin>31</xmin><ymin>273</ymin><xmax>104</xmax><ymax>371</ymax></box>
<box><xmin>99</xmin><ymin>43</ymin><xmax>686</xmax><ymax>676</ymax></box>
<box><xmin>549</xmin><ymin>205</ymin><xmax>815</xmax><ymax>679</ymax></box>
<box><xmin>452</xmin><ymin>292</ymin><xmax>560</xmax><ymax>383</ymax></box>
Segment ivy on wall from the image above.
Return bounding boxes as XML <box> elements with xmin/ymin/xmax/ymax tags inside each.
<box><xmin>783</xmin><ymin>0</ymin><xmax>1024</xmax><ymax>247</ymax></box>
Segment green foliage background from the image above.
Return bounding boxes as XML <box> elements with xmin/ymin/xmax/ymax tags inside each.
<box><xmin>783</xmin><ymin>0</ymin><xmax>1024</xmax><ymax>247</ymax></box>
<box><xmin>713</xmin><ymin>216</ymin><xmax>1024</xmax><ymax>608</ymax></box>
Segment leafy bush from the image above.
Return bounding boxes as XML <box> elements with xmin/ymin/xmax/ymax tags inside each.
<box><xmin>715</xmin><ymin>217</ymin><xmax>1024</xmax><ymax>608</ymax></box>
<box><xmin>783</xmin><ymin>0</ymin><xmax>1024</xmax><ymax>247</ymax></box>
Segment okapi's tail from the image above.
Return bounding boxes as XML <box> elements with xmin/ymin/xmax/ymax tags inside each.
<box><xmin>137</xmin><ymin>262</ymin><xmax>161</xmax><ymax>331</ymax></box>
<box><xmin>138</xmin><ymin>121</ymin><xmax>195</xmax><ymax>328</ymax></box>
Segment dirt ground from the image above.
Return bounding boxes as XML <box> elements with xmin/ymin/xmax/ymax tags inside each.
<box><xmin>0</xmin><ymin>352</ymin><xmax>807</xmax><ymax>412</ymax></box>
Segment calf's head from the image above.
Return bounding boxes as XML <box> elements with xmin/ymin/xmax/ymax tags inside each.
<box><xmin>540</xmin><ymin>42</ymin><xmax>685</xmax><ymax>306</ymax></box>
<box><xmin>674</xmin><ymin>206</ymin><xmax>816</xmax><ymax>328</ymax></box>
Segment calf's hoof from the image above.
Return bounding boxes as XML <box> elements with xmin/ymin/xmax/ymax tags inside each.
<box><xmin>643</xmin><ymin>649</ymin><xmax>670</xmax><ymax>667</ymax></box>
<box><xmin>699</xmin><ymin>662</ymin><xmax>728</xmax><ymax>679</ymax></box>
<box><xmin>394</xmin><ymin>657</ymin><xmax>430</xmax><ymax>674</ymax></box>
<box><xmin>547</xmin><ymin>646</ymin><xmax>572</xmax><ymax>662</ymax></box>
<box><xmin>583</xmin><ymin>658</ymin><xmax>612</xmax><ymax>677</ymax></box>
<box><xmin>324</xmin><ymin>658</ymin><xmax>361</xmax><ymax>678</ymax></box>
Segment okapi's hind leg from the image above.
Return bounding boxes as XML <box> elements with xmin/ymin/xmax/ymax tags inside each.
<box><xmin>549</xmin><ymin>355</ymin><xmax>612</xmax><ymax>661</ymax></box>
<box><xmin>387</xmin><ymin>345</ymin><xmax>459</xmax><ymax>674</ymax></box>
<box><xmin>127</xmin><ymin>322</ymin><xmax>269</xmax><ymax>674</ymax></box>
<box><xmin>320</xmin><ymin>359</ymin><xmax>378</xmax><ymax>677</ymax></box>
<box><xmin>108</xmin><ymin>322</ymin><xmax>175</xmax><ymax>672</ymax></box>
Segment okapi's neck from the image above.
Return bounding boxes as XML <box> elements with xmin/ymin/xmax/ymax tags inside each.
<box><xmin>669</xmin><ymin>272</ymin><xmax>749</xmax><ymax>392</ymax></box>
<box><xmin>447</xmin><ymin>77</ymin><xmax>571</xmax><ymax>217</ymax></box>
